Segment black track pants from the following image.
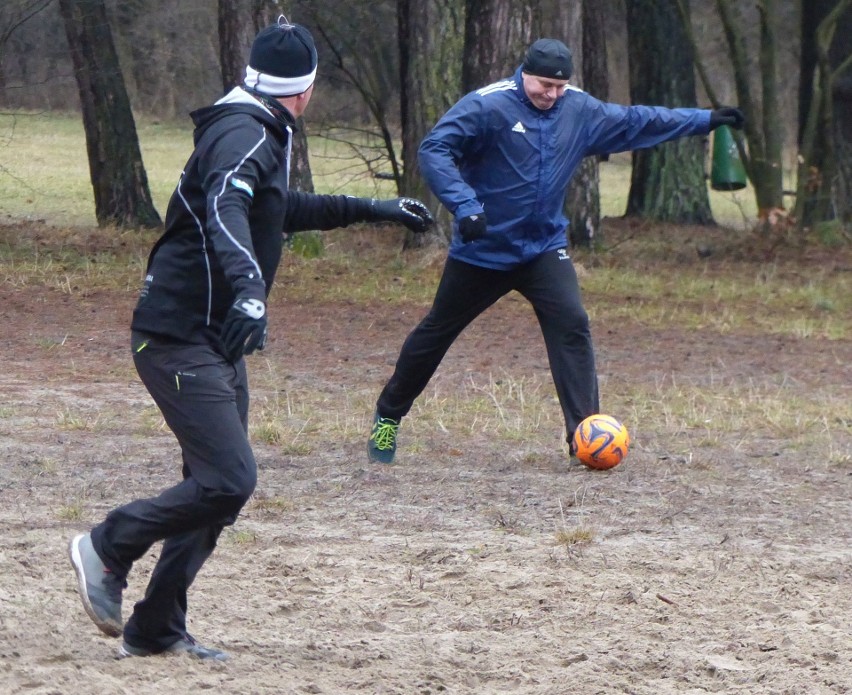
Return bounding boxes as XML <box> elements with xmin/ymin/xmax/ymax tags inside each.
<box><xmin>376</xmin><ymin>249</ymin><xmax>600</xmax><ymax>440</ymax></box>
<box><xmin>90</xmin><ymin>332</ymin><xmax>257</xmax><ymax>652</ymax></box>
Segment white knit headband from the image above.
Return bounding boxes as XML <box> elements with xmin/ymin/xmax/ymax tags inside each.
<box><xmin>244</xmin><ymin>65</ymin><xmax>317</xmax><ymax>97</ymax></box>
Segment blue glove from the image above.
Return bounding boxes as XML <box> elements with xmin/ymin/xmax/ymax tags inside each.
<box><xmin>709</xmin><ymin>107</ymin><xmax>745</xmax><ymax>131</ymax></box>
<box><xmin>221</xmin><ymin>298</ymin><xmax>267</xmax><ymax>362</ymax></box>
<box><xmin>458</xmin><ymin>213</ymin><xmax>487</xmax><ymax>243</ymax></box>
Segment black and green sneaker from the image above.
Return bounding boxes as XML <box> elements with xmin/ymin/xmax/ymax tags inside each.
<box><xmin>368</xmin><ymin>411</ymin><xmax>400</xmax><ymax>464</ymax></box>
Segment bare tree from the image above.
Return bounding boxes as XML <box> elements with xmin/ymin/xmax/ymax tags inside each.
<box><xmin>711</xmin><ymin>0</ymin><xmax>784</xmax><ymax>215</ymax></box>
<box><xmin>462</xmin><ymin>0</ymin><xmax>535</xmax><ymax>92</ymax></box>
<box><xmin>295</xmin><ymin>0</ymin><xmax>399</xmax><ymax>195</ymax></box>
<box><xmin>217</xmin><ymin>1</ymin><xmax>313</xmax><ymax>192</ymax></box>
<box><xmin>398</xmin><ymin>0</ymin><xmax>465</xmax><ymax>246</ymax></box>
<box><xmin>58</xmin><ymin>0</ymin><xmax>160</xmax><ymax>228</ymax></box>
<box><xmin>625</xmin><ymin>0</ymin><xmax>712</xmax><ymax>224</ymax></box>
<box><xmin>0</xmin><ymin>0</ymin><xmax>52</xmax><ymax>103</ymax></box>
<box><xmin>565</xmin><ymin>0</ymin><xmax>608</xmax><ymax>248</ymax></box>
<box><xmin>796</xmin><ymin>0</ymin><xmax>852</xmax><ymax>231</ymax></box>
<box><xmin>219</xmin><ymin>0</ymin><xmax>285</xmax><ymax>92</ymax></box>
<box><xmin>218</xmin><ymin>0</ymin><xmax>250</xmax><ymax>92</ymax></box>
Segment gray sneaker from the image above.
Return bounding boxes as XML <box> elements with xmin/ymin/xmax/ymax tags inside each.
<box><xmin>118</xmin><ymin>634</ymin><xmax>229</xmax><ymax>661</ymax></box>
<box><xmin>68</xmin><ymin>533</ymin><xmax>124</xmax><ymax>637</ymax></box>
<box><xmin>368</xmin><ymin>411</ymin><xmax>400</xmax><ymax>464</ymax></box>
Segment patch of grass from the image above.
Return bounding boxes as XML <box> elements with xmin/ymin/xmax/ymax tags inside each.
<box><xmin>34</xmin><ymin>456</ymin><xmax>58</xmax><ymax>474</ymax></box>
<box><xmin>466</xmin><ymin>545</ymin><xmax>488</xmax><ymax>558</ymax></box>
<box><xmin>288</xmin><ymin>232</ymin><xmax>325</xmax><ymax>258</ymax></box>
<box><xmin>579</xmin><ymin>262</ymin><xmax>851</xmax><ymax>339</ymax></box>
<box><xmin>241</xmin><ymin>343</ymin><xmax>849</xmax><ymax>469</ymax></box>
<box><xmin>554</xmin><ymin>525</ymin><xmax>594</xmax><ymax>548</ymax></box>
<box><xmin>0</xmin><ymin>224</ymin><xmax>151</xmax><ymax>293</ymax></box>
<box><xmin>252</xmin><ymin>421</ymin><xmax>286</xmax><ymax>446</ymax></box>
<box><xmin>250</xmin><ymin>494</ymin><xmax>296</xmax><ymax>516</ymax></box>
<box><xmin>279</xmin><ymin>442</ymin><xmax>314</xmax><ymax>456</ymax></box>
<box><xmin>57</xmin><ymin>503</ymin><xmax>84</xmax><ymax>521</ymax></box>
<box><xmin>490</xmin><ymin>508</ymin><xmax>527</xmax><ymax>535</ymax></box>
<box><xmin>35</xmin><ymin>335</ymin><xmax>68</xmax><ymax>350</ymax></box>
<box><xmin>225</xmin><ymin>528</ymin><xmax>258</xmax><ymax>545</ymax></box>
<box><xmin>249</xmin><ymin>386</ymin><xmax>326</xmax><ymax>455</ymax></box>
<box><xmin>137</xmin><ymin>405</ymin><xmax>168</xmax><ymax>434</ymax></box>
<box><xmin>412</xmin><ymin>372</ymin><xmax>556</xmax><ymax>447</ymax></box>
<box><xmin>56</xmin><ymin>407</ymin><xmax>114</xmax><ymax>432</ymax></box>
<box><xmin>56</xmin><ymin>407</ymin><xmax>89</xmax><ymax>431</ymax></box>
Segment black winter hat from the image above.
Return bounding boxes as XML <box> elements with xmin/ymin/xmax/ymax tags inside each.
<box><xmin>244</xmin><ymin>18</ymin><xmax>318</xmax><ymax>97</ymax></box>
<box><xmin>522</xmin><ymin>38</ymin><xmax>573</xmax><ymax>80</ymax></box>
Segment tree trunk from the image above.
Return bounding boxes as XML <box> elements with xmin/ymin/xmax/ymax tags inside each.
<box><xmin>0</xmin><ymin>1</ymin><xmax>53</xmax><ymax>106</ymax></box>
<box><xmin>625</xmin><ymin>0</ymin><xmax>713</xmax><ymax>224</ymax></box>
<box><xmin>565</xmin><ymin>0</ymin><xmax>608</xmax><ymax>248</ymax></box>
<box><xmin>217</xmin><ymin>1</ymin><xmax>313</xmax><ymax>193</ymax></box>
<box><xmin>398</xmin><ymin>0</ymin><xmax>465</xmax><ymax>247</ymax></box>
<box><xmin>297</xmin><ymin>1</ymin><xmax>401</xmax><ymax>191</ymax></box>
<box><xmin>289</xmin><ymin>117</ymin><xmax>314</xmax><ymax>192</ymax></box>
<box><xmin>58</xmin><ymin>0</ymin><xmax>160</xmax><ymax>229</ymax></box>
<box><xmin>462</xmin><ymin>0</ymin><xmax>535</xmax><ymax>92</ymax></box>
<box><xmin>217</xmin><ymin>0</ymin><xmax>247</xmax><ymax>92</ymax></box>
<box><xmin>715</xmin><ymin>0</ymin><xmax>784</xmax><ymax>215</ymax></box>
<box><xmin>218</xmin><ymin>0</ymin><xmax>285</xmax><ymax>93</ymax></box>
<box><xmin>797</xmin><ymin>0</ymin><xmax>852</xmax><ymax>229</ymax></box>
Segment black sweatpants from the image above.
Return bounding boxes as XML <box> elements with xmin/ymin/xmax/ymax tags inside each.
<box><xmin>90</xmin><ymin>332</ymin><xmax>257</xmax><ymax>652</ymax></box>
<box><xmin>376</xmin><ymin>249</ymin><xmax>600</xmax><ymax>442</ymax></box>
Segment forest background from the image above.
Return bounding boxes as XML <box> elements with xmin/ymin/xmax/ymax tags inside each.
<box><xmin>1</xmin><ymin>0</ymin><xmax>850</xmax><ymax>242</ymax></box>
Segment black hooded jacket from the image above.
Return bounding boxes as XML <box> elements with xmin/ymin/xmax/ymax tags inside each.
<box><xmin>132</xmin><ymin>92</ymin><xmax>376</xmax><ymax>349</ymax></box>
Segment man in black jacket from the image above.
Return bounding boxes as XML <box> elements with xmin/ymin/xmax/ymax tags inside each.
<box><xmin>68</xmin><ymin>18</ymin><xmax>433</xmax><ymax>661</ymax></box>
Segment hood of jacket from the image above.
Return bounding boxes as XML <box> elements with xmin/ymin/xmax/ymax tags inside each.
<box><xmin>189</xmin><ymin>87</ymin><xmax>294</xmax><ymax>146</ymax></box>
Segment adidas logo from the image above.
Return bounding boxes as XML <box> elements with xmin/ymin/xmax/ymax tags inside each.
<box><xmin>511</xmin><ymin>121</ymin><xmax>526</xmax><ymax>133</ymax></box>
<box><xmin>555</xmin><ymin>69</ymin><xmax>564</xmax><ymax>77</ymax></box>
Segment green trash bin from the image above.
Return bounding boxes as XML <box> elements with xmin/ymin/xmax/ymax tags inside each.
<box><xmin>710</xmin><ymin>125</ymin><xmax>747</xmax><ymax>191</ymax></box>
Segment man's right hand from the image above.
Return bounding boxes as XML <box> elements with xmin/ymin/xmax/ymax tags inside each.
<box><xmin>458</xmin><ymin>213</ymin><xmax>487</xmax><ymax>243</ymax></box>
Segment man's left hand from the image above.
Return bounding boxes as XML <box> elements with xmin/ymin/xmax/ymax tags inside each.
<box><xmin>371</xmin><ymin>198</ymin><xmax>435</xmax><ymax>233</ymax></box>
<box><xmin>709</xmin><ymin>107</ymin><xmax>745</xmax><ymax>131</ymax></box>
<box><xmin>221</xmin><ymin>297</ymin><xmax>267</xmax><ymax>363</ymax></box>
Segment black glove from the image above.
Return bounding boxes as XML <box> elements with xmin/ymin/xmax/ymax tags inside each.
<box><xmin>458</xmin><ymin>213</ymin><xmax>487</xmax><ymax>243</ymax></box>
<box><xmin>709</xmin><ymin>107</ymin><xmax>745</xmax><ymax>131</ymax></box>
<box><xmin>370</xmin><ymin>198</ymin><xmax>434</xmax><ymax>233</ymax></box>
<box><xmin>221</xmin><ymin>297</ymin><xmax>267</xmax><ymax>362</ymax></box>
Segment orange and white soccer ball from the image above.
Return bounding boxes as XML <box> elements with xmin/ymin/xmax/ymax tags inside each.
<box><xmin>572</xmin><ymin>414</ymin><xmax>630</xmax><ymax>470</ymax></box>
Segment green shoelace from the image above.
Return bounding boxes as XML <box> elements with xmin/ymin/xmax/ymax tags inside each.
<box><xmin>371</xmin><ymin>419</ymin><xmax>399</xmax><ymax>450</ymax></box>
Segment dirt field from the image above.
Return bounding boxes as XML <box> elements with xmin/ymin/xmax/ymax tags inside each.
<box><xmin>0</xmin><ymin>224</ymin><xmax>850</xmax><ymax>694</ymax></box>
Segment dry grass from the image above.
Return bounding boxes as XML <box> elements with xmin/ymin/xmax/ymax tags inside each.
<box><xmin>2</xmin><ymin>217</ymin><xmax>846</xmax><ymax>471</ymax></box>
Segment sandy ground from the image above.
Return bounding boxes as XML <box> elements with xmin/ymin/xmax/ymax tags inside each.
<box><xmin>0</xmin><ymin>238</ymin><xmax>850</xmax><ymax>695</ymax></box>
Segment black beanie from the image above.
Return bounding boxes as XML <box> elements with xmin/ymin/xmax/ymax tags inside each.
<box><xmin>522</xmin><ymin>38</ymin><xmax>573</xmax><ymax>80</ymax></box>
<box><xmin>244</xmin><ymin>19</ymin><xmax>318</xmax><ymax>97</ymax></box>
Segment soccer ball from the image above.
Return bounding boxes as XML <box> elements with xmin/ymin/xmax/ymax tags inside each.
<box><xmin>572</xmin><ymin>414</ymin><xmax>630</xmax><ymax>470</ymax></box>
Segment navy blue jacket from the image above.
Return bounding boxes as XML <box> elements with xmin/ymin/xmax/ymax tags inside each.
<box><xmin>419</xmin><ymin>66</ymin><xmax>712</xmax><ymax>269</ymax></box>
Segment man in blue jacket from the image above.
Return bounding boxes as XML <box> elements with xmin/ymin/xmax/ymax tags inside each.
<box><xmin>68</xmin><ymin>18</ymin><xmax>433</xmax><ymax>661</ymax></box>
<box><xmin>368</xmin><ymin>37</ymin><xmax>743</xmax><ymax>464</ymax></box>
